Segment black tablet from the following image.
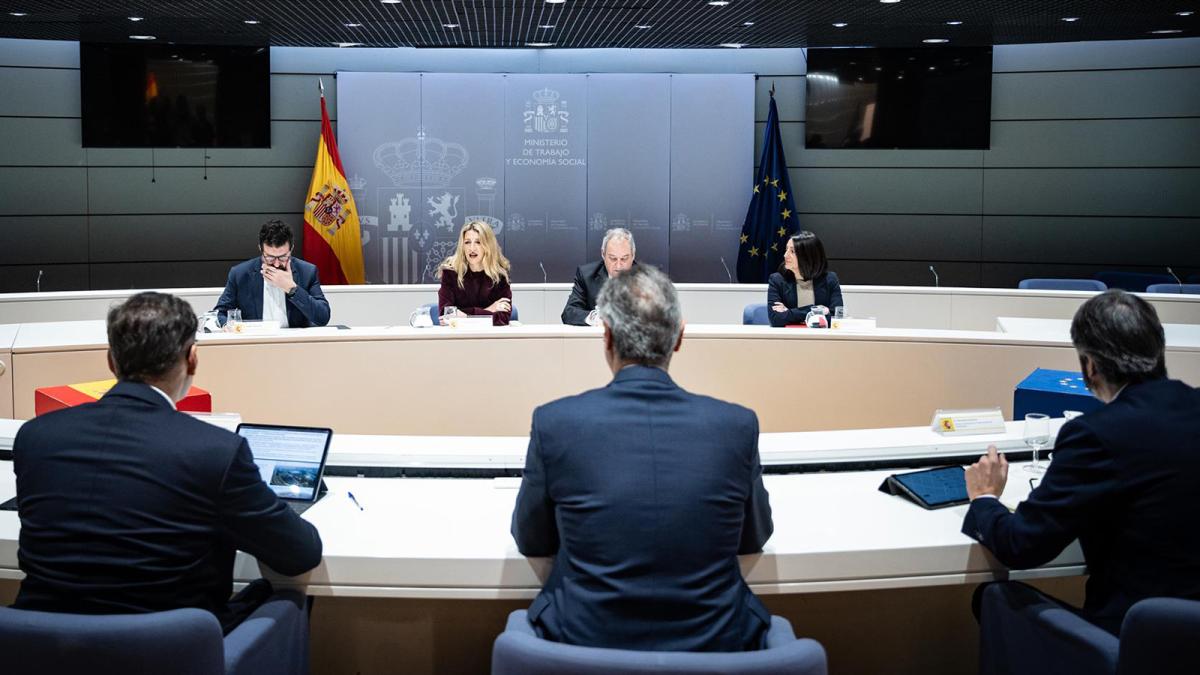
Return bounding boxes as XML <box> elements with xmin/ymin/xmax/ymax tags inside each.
<box><xmin>887</xmin><ymin>466</ymin><xmax>969</xmax><ymax>509</ymax></box>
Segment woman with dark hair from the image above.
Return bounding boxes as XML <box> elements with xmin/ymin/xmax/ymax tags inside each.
<box><xmin>767</xmin><ymin>230</ymin><xmax>843</xmax><ymax>327</ymax></box>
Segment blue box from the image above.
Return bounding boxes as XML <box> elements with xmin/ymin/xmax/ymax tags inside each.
<box><xmin>1013</xmin><ymin>368</ymin><xmax>1103</xmax><ymax>420</ymax></box>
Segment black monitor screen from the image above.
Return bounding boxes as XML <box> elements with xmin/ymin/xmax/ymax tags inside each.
<box><xmin>805</xmin><ymin>47</ymin><xmax>992</xmax><ymax>150</ymax></box>
<box><xmin>81</xmin><ymin>42</ymin><xmax>270</xmax><ymax>148</ymax></box>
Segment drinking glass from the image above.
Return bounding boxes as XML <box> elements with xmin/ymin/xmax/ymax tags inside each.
<box><xmin>442</xmin><ymin>306</ymin><xmax>458</xmax><ymax>326</ymax></box>
<box><xmin>1023</xmin><ymin>413</ymin><xmax>1051</xmax><ymax>474</ymax></box>
<box><xmin>834</xmin><ymin>306</ymin><xmax>847</xmax><ymax>320</ymax></box>
<box><xmin>224</xmin><ymin>308</ymin><xmax>242</xmax><ymax>333</ymax></box>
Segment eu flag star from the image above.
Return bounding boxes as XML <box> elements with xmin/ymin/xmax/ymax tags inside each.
<box><xmin>777</xmin><ymin>227</ymin><xmax>787</xmax><ymax>238</ymax></box>
<box><xmin>770</xmin><ymin>178</ymin><xmax>779</xmax><ymax>188</ymax></box>
<box><xmin>763</xmin><ymin>176</ymin><xmax>771</xmax><ymax>185</ymax></box>
<box><xmin>771</xmin><ymin>243</ymin><xmax>778</xmax><ymax>251</ymax></box>
<box><xmin>749</xmin><ymin>246</ymin><xmax>760</xmax><ymax>257</ymax></box>
<box><xmin>753</xmin><ymin>185</ymin><xmax>760</xmax><ymax>194</ymax></box>
<box><xmin>777</xmin><ymin>190</ymin><xmax>787</xmax><ymax>202</ymax></box>
<box><xmin>739</xmin><ymin>233</ymin><xmax>749</xmax><ymax>244</ymax></box>
<box><xmin>781</xmin><ymin>208</ymin><xmax>792</xmax><ymax>220</ymax></box>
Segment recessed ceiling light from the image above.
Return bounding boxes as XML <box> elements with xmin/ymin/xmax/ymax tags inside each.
<box><xmin>634</xmin><ymin>24</ymin><xmax>652</xmax><ymax>29</ymax></box>
<box><xmin>1177</xmin><ymin>11</ymin><xmax>1195</xmax><ymax>17</ymax></box>
<box><xmin>545</xmin><ymin>0</ymin><xmax>566</xmax><ymax>4</ymax></box>
<box><xmin>128</xmin><ymin>16</ymin><xmax>144</xmax><ymax>22</ymax></box>
<box><xmin>928</xmin><ymin>66</ymin><xmax>937</xmax><ymax>70</ymax></box>
<box><xmin>443</xmin><ymin>23</ymin><xmax>460</xmax><ymax>28</ymax></box>
<box><xmin>380</xmin><ymin>0</ymin><xmax>401</xmax><ymax>4</ymax></box>
<box><xmin>880</xmin><ymin>0</ymin><xmax>901</xmax><ymax>4</ymax></box>
<box><xmin>708</xmin><ymin>1</ymin><xmax>731</xmax><ymax>6</ymax></box>
<box><xmin>743</xmin><ymin>21</ymin><xmax>755</xmax><ymax>26</ymax></box>
<box><xmin>719</xmin><ymin>42</ymin><xmax>745</xmax><ymax>48</ymax></box>
<box><xmin>333</xmin><ymin>42</ymin><xmax>363</xmax><ymax>47</ymax></box>
<box><xmin>527</xmin><ymin>41</ymin><xmax>556</xmax><ymax>47</ymax></box>
<box><xmin>345</xmin><ymin>22</ymin><xmax>363</xmax><ymax>27</ymax></box>
<box><xmin>538</xmin><ymin>24</ymin><xmax>556</xmax><ymax>29</ymax></box>
<box><xmin>946</xmin><ymin>20</ymin><xmax>963</xmax><ymax>26</ymax></box>
<box><xmin>833</xmin><ymin>22</ymin><xmax>848</xmax><ymax>28</ymax></box>
<box><xmin>243</xmin><ymin>19</ymin><xmax>260</xmax><ymax>25</ymax></box>
<box><xmin>1062</xmin><ymin>17</ymin><xmax>1080</xmax><ymax>22</ymax></box>
<box><xmin>129</xmin><ymin>35</ymin><xmax>157</xmax><ymax>40</ymax></box>
<box><xmin>9</xmin><ymin>12</ymin><xmax>28</xmax><ymax>16</ymax></box>
<box><xmin>1150</xmin><ymin>29</ymin><xmax>1184</xmax><ymax>34</ymax></box>
<box><xmin>923</xmin><ymin>38</ymin><xmax>949</xmax><ymax>43</ymax></box>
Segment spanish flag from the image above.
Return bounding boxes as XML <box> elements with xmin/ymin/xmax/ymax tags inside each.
<box><xmin>302</xmin><ymin>82</ymin><xmax>365</xmax><ymax>285</ymax></box>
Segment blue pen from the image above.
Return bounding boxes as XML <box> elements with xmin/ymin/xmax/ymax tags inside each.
<box><xmin>347</xmin><ymin>491</ymin><xmax>364</xmax><ymax>511</ymax></box>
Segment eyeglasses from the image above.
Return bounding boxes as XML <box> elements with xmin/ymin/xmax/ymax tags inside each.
<box><xmin>261</xmin><ymin>251</ymin><xmax>292</xmax><ymax>264</ymax></box>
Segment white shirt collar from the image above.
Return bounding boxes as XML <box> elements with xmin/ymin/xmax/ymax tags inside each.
<box><xmin>147</xmin><ymin>384</ymin><xmax>177</xmax><ymax>410</ymax></box>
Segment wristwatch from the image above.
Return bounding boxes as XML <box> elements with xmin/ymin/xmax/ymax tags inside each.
<box><xmin>286</xmin><ymin>286</ymin><xmax>298</xmax><ymax>298</ymax></box>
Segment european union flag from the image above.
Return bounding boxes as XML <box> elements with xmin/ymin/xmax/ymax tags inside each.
<box><xmin>737</xmin><ymin>87</ymin><xmax>798</xmax><ymax>283</ymax></box>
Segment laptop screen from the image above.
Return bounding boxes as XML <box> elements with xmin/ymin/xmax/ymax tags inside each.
<box><xmin>236</xmin><ymin>424</ymin><xmax>332</xmax><ymax>502</ymax></box>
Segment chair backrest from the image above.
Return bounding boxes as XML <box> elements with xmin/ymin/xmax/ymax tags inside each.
<box><xmin>0</xmin><ymin>606</ymin><xmax>224</xmax><ymax>675</ymax></box>
<box><xmin>1146</xmin><ymin>283</ymin><xmax>1200</xmax><ymax>295</ymax></box>
<box><xmin>492</xmin><ymin>611</ymin><xmax>827</xmax><ymax>675</ymax></box>
<box><xmin>1117</xmin><ymin>597</ymin><xmax>1200</xmax><ymax>675</ymax></box>
<box><xmin>1018</xmin><ymin>278</ymin><xmax>1107</xmax><ymax>292</ymax></box>
<box><xmin>743</xmin><ymin>302</ymin><xmax>769</xmax><ymax>325</ymax></box>
<box><xmin>1093</xmin><ymin>271</ymin><xmax>1175</xmax><ymax>292</ymax></box>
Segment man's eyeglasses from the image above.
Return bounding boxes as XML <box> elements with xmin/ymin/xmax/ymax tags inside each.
<box><xmin>261</xmin><ymin>252</ymin><xmax>292</xmax><ymax>264</ymax></box>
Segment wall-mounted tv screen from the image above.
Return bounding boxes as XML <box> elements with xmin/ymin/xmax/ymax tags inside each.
<box><xmin>805</xmin><ymin>47</ymin><xmax>992</xmax><ymax>149</ymax></box>
<box><xmin>81</xmin><ymin>42</ymin><xmax>270</xmax><ymax>148</ymax></box>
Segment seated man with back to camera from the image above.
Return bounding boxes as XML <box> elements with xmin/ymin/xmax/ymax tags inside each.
<box><xmin>962</xmin><ymin>289</ymin><xmax>1200</xmax><ymax>635</ymax></box>
<box><xmin>12</xmin><ymin>291</ymin><xmax>323</xmax><ymax>633</ymax></box>
<box><xmin>513</xmin><ymin>264</ymin><xmax>775</xmax><ymax>651</ymax></box>
<box><xmin>214</xmin><ymin>219</ymin><xmax>331</xmax><ymax>328</ymax></box>
<box><xmin>561</xmin><ymin>227</ymin><xmax>636</xmax><ymax>326</ymax></box>
<box><xmin>767</xmin><ymin>230</ymin><xmax>843</xmax><ymax>327</ymax></box>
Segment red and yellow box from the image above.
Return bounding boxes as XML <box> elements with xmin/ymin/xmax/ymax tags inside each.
<box><xmin>34</xmin><ymin>379</ymin><xmax>212</xmax><ymax>416</ymax></box>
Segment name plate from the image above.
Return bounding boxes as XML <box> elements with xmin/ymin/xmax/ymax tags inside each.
<box><xmin>831</xmin><ymin>317</ymin><xmax>876</xmax><ymax>330</ymax></box>
<box><xmin>931</xmin><ymin>408</ymin><xmax>1006</xmax><ymax>435</ymax></box>
<box><xmin>446</xmin><ymin>316</ymin><xmax>495</xmax><ymax>330</ymax></box>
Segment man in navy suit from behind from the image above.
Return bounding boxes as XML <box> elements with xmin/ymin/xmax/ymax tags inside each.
<box><xmin>214</xmin><ymin>219</ymin><xmax>331</xmax><ymax>328</ymax></box>
<box><xmin>963</xmin><ymin>289</ymin><xmax>1200</xmax><ymax>634</ymax></box>
<box><xmin>513</xmin><ymin>264</ymin><xmax>775</xmax><ymax>652</ymax></box>
<box><xmin>13</xmin><ymin>292</ymin><xmax>323</xmax><ymax>632</ymax></box>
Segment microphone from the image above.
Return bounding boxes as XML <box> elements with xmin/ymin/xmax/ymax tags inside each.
<box><xmin>1168</xmin><ymin>266</ymin><xmax>1182</xmax><ymax>288</ymax></box>
<box><xmin>538</xmin><ymin>261</ymin><xmax>548</xmax><ymax>283</ymax></box>
<box><xmin>36</xmin><ymin>269</ymin><xmax>43</xmax><ymax>293</ymax></box>
<box><xmin>928</xmin><ymin>265</ymin><xmax>939</xmax><ymax>288</ymax></box>
<box><xmin>719</xmin><ymin>256</ymin><xmax>733</xmax><ymax>283</ymax></box>
<box><xmin>420</xmin><ymin>259</ymin><xmax>434</xmax><ymax>282</ymax></box>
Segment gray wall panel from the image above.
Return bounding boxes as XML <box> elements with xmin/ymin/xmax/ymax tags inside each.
<box><xmin>987</xmin><ymin>118</ymin><xmax>1200</xmax><ymax>167</ymax></box>
<box><xmin>993</xmin><ymin>68</ymin><xmax>1200</xmax><ymax>120</ymax></box>
<box><xmin>542</xmin><ymin>48</ymin><xmax>800</xmax><ymax>74</ymax></box>
<box><xmin>0</xmin><ymin>167</ymin><xmax>86</xmax><ymax>215</ymax></box>
<box><xmin>984</xmin><ymin>168</ymin><xmax>1200</xmax><ymax>217</ymax></box>
<box><xmin>830</xmin><ymin>260</ymin><xmax>981</xmax><ymax>287</ymax></box>
<box><xmin>982</xmin><ymin>216</ymin><xmax>1200</xmax><ymax>266</ymax></box>
<box><xmin>273</xmin><ymin>47</ymin><xmax>541</xmax><ymax>74</ymax></box>
<box><xmin>755</xmin><ymin>76</ymin><xmax>805</xmax><ymax>122</ymax></box>
<box><xmin>0</xmin><ymin>264</ymin><xmax>89</xmax><ymax>293</ymax></box>
<box><xmin>0</xmin><ymin>117</ymin><xmax>85</xmax><ymax>166</ymax></box>
<box><xmin>994</xmin><ymin>38</ymin><xmax>1200</xmax><ymax>72</ymax></box>
<box><xmin>805</xmin><ymin>214</ymin><xmax>983</xmax><ymax>262</ymax></box>
<box><xmin>0</xmin><ymin>67</ymin><xmax>78</xmax><ymax>117</ymax></box>
<box><xmin>272</xmin><ymin>74</ymin><xmax>337</xmax><ymax>120</ymax></box>
<box><xmin>86</xmin><ymin>167</ymin><xmax>310</xmax><ymax>214</ymax></box>
<box><xmin>88</xmin><ymin>213</ymin><xmax>303</xmax><ymax>262</ymax></box>
<box><xmin>792</xmin><ymin>168</ymin><xmax>983</xmax><ymax>215</ymax></box>
<box><xmin>0</xmin><ymin>38</ymin><xmax>77</xmax><ymax>68</ymax></box>
<box><xmin>89</xmin><ymin>260</ymin><xmax>245</xmax><ymax>290</ymax></box>
<box><xmin>83</xmin><ymin>121</ymin><xmax>324</xmax><ymax>167</ymax></box>
<box><xmin>0</xmin><ymin>216</ymin><xmax>88</xmax><ymax>264</ymax></box>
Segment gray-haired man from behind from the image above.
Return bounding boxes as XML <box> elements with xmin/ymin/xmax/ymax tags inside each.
<box><xmin>514</xmin><ymin>265</ymin><xmax>775</xmax><ymax>651</ymax></box>
<box><xmin>560</xmin><ymin>227</ymin><xmax>636</xmax><ymax>326</ymax></box>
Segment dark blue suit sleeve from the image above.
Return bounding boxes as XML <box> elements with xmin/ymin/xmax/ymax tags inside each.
<box><xmin>217</xmin><ymin>439</ymin><xmax>323</xmax><ymax>576</ymax></box>
<box><xmin>511</xmin><ymin>415</ymin><xmax>559</xmax><ymax>556</ymax></box>
<box><xmin>214</xmin><ymin>266</ymin><xmax>241</xmax><ymax>323</ymax></box>
<box><xmin>962</xmin><ymin>421</ymin><xmax>1116</xmax><ymax>569</ymax></box>
<box><xmin>767</xmin><ymin>275</ymin><xmax>807</xmax><ymax>327</ymax></box>
<box><xmin>287</xmin><ymin>266</ymin><xmax>331</xmax><ymax>327</ymax></box>
<box><xmin>561</xmin><ymin>266</ymin><xmax>593</xmax><ymax>325</ymax></box>
<box><xmin>738</xmin><ymin>413</ymin><xmax>774</xmax><ymax>554</ymax></box>
<box><xmin>825</xmin><ymin>272</ymin><xmax>844</xmax><ymax>313</ymax></box>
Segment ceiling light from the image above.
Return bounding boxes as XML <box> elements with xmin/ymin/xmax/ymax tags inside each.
<box><xmin>833</xmin><ymin>22</ymin><xmax>848</xmax><ymax>28</ymax></box>
<box><xmin>1061</xmin><ymin>17</ymin><xmax>1080</xmax><ymax>22</ymax></box>
<box><xmin>719</xmin><ymin>42</ymin><xmax>745</xmax><ymax>48</ymax></box>
<box><xmin>1177</xmin><ymin>11</ymin><xmax>1195</xmax><ymax>17</ymax></box>
<box><xmin>880</xmin><ymin>0</ymin><xmax>901</xmax><ymax>4</ymax></box>
<box><xmin>527</xmin><ymin>41</ymin><xmax>556</xmax><ymax>47</ymax></box>
<box><xmin>333</xmin><ymin>42</ymin><xmax>363</xmax><ymax>47</ymax></box>
<box><xmin>1149</xmin><ymin>29</ymin><xmax>1183</xmax><ymax>34</ymax></box>
<box><xmin>345</xmin><ymin>22</ymin><xmax>363</xmax><ymax>27</ymax></box>
<box><xmin>128</xmin><ymin>16</ymin><xmax>143</xmax><ymax>22</ymax></box>
<box><xmin>9</xmin><ymin>12</ymin><xmax>28</xmax><ymax>17</ymax></box>
<box><xmin>946</xmin><ymin>20</ymin><xmax>963</xmax><ymax>26</ymax></box>
<box><xmin>538</xmin><ymin>24</ymin><xmax>556</xmax><ymax>29</ymax></box>
<box><xmin>129</xmin><ymin>35</ymin><xmax>157</xmax><ymax>40</ymax></box>
<box><xmin>380</xmin><ymin>0</ymin><xmax>401</xmax><ymax>4</ymax></box>
<box><xmin>545</xmin><ymin>0</ymin><xmax>566</xmax><ymax>4</ymax></box>
<box><xmin>743</xmin><ymin>21</ymin><xmax>755</xmax><ymax>26</ymax></box>
<box><xmin>243</xmin><ymin>19</ymin><xmax>260</xmax><ymax>25</ymax></box>
<box><xmin>708</xmin><ymin>1</ymin><xmax>731</xmax><ymax>6</ymax></box>
<box><xmin>443</xmin><ymin>23</ymin><xmax>460</xmax><ymax>28</ymax></box>
<box><xmin>634</xmin><ymin>24</ymin><xmax>652</xmax><ymax>29</ymax></box>
<box><xmin>923</xmin><ymin>38</ymin><xmax>949</xmax><ymax>43</ymax></box>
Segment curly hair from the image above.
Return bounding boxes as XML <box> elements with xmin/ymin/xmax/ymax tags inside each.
<box><xmin>106</xmin><ymin>292</ymin><xmax>197</xmax><ymax>382</ymax></box>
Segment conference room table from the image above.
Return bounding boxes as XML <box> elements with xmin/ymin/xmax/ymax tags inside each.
<box><xmin>2</xmin><ymin>320</ymin><xmax>1198</xmax><ymax>436</ymax></box>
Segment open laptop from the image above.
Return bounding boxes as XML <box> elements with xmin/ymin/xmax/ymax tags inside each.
<box><xmin>236</xmin><ymin>423</ymin><xmax>333</xmax><ymax>514</ymax></box>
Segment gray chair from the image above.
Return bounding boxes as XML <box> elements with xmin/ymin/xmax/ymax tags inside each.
<box><xmin>978</xmin><ymin>581</ymin><xmax>1200</xmax><ymax>675</ymax></box>
<box><xmin>1093</xmin><ymin>271</ymin><xmax>1174</xmax><ymax>292</ymax></box>
<box><xmin>1146</xmin><ymin>283</ymin><xmax>1200</xmax><ymax>295</ymax></box>
<box><xmin>0</xmin><ymin>589</ymin><xmax>310</xmax><ymax>675</ymax></box>
<box><xmin>491</xmin><ymin>609</ymin><xmax>827</xmax><ymax>675</ymax></box>
<box><xmin>427</xmin><ymin>302</ymin><xmax>518</xmax><ymax>324</ymax></box>
<box><xmin>742</xmin><ymin>302</ymin><xmax>769</xmax><ymax>325</ymax></box>
<box><xmin>1018</xmin><ymin>278</ymin><xmax>1107</xmax><ymax>292</ymax></box>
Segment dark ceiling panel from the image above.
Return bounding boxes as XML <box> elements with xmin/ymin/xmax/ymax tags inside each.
<box><xmin>0</xmin><ymin>1</ymin><xmax>1194</xmax><ymax>48</ymax></box>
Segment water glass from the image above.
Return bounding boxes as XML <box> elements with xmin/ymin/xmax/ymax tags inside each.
<box><xmin>442</xmin><ymin>305</ymin><xmax>458</xmax><ymax>326</ymax></box>
<box><xmin>225</xmin><ymin>308</ymin><xmax>242</xmax><ymax>333</ymax></box>
<box><xmin>1023</xmin><ymin>413</ymin><xmax>1051</xmax><ymax>474</ymax></box>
